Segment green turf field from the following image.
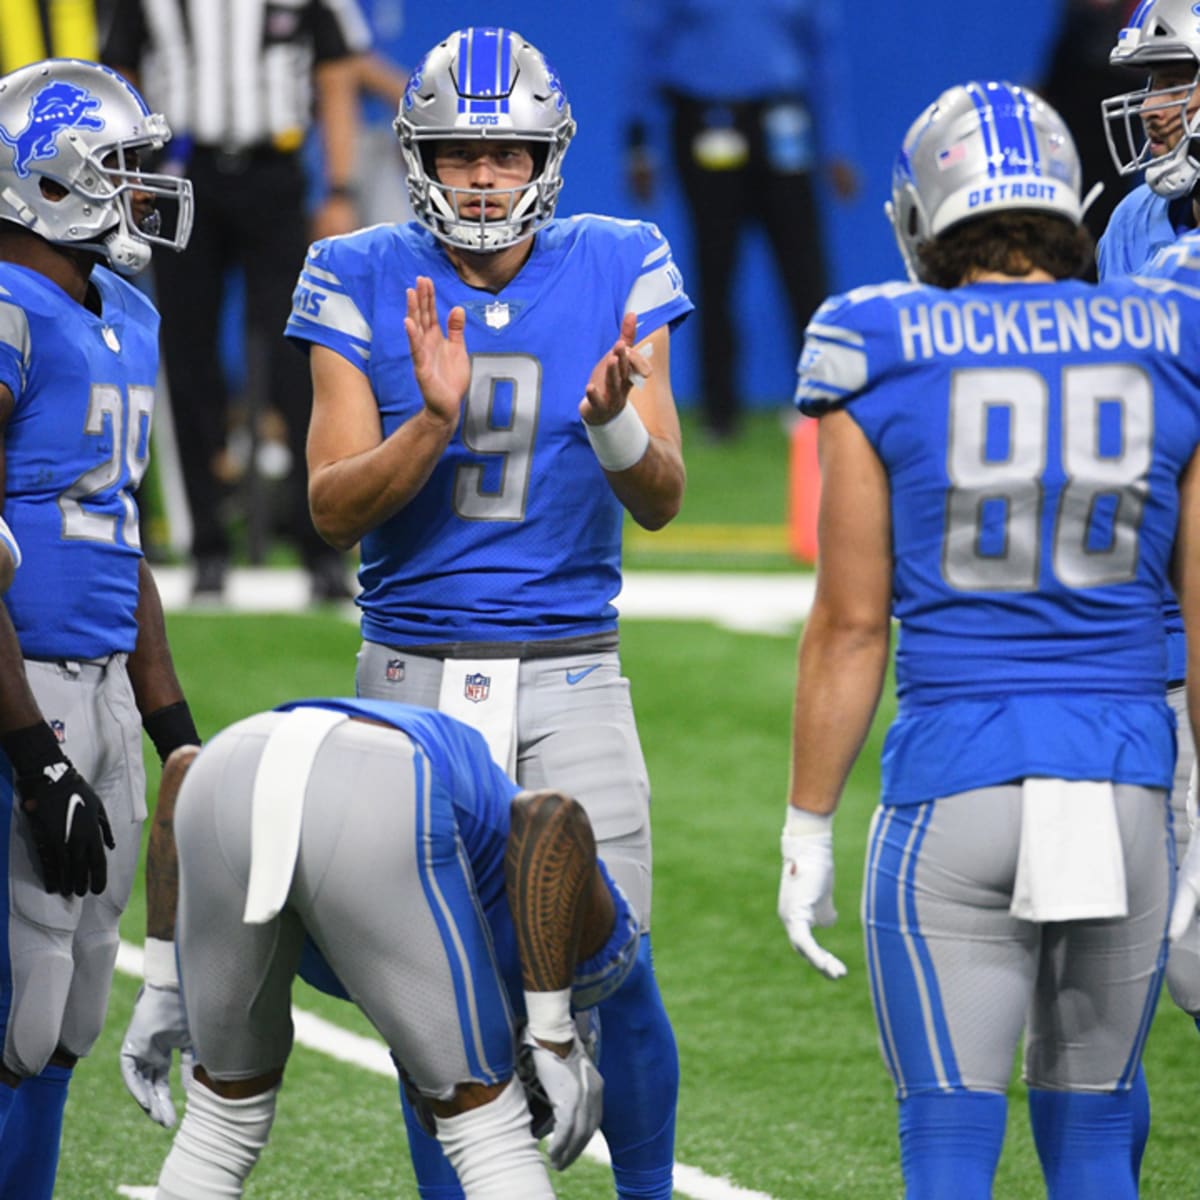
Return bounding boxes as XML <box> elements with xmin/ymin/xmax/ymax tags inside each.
<box><xmin>55</xmin><ymin>608</ymin><xmax>1200</xmax><ymax>1198</ymax></box>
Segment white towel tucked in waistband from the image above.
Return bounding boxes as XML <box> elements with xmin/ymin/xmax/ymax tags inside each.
<box><xmin>437</xmin><ymin>658</ymin><xmax>519</xmax><ymax>775</ymax></box>
<box><xmin>1010</xmin><ymin>777</ymin><xmax>1127</xmax><ymax>923</ymax></box>
<box><xmin>243</xmin><ymin>708</ymin><xmax>350</xmax><ymax>924</ymax></box>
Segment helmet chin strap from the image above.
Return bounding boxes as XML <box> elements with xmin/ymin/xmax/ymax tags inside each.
<box><xmin>98</xmin><ymin>226</ymin><xmax>151</xmax><ymax>276</ymax></box>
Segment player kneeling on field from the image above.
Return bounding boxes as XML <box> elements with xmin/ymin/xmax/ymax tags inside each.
<box><xmin>141</xmin><ymin>699</ymin><xmax>639</xmax><ymax>1199</ymax></box>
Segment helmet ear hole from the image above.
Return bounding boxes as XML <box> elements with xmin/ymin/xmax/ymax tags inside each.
<box><xmin>907</xmin><ymin>206</ymin><xmax>919</xmax><ymax>237</ymax></box>
<box><xmin>38</xmin><ymin>178</ymin><xmax>68</xmax><ymax>201</ymax></box>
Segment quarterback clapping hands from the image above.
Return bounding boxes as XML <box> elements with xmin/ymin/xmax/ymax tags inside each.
<box><xmin>580</xmin><ymin>311</ymin><xmax>653</xmax><ymax>426</ymax></box>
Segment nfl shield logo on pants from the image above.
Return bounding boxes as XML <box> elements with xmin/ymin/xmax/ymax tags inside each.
<box><xmin>464</xmin><ymin>672</ymin><xmax>491</xmax><ymax>703</ymax></box>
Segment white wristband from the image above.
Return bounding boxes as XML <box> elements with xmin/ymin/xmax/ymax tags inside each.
<box><xmin>584</xmin><ymin>403</ymin><xmax>650</xmax><ymax>473</ymax></box>
<box><xmin>144</xmin><ymin>937</ymin><xmax>180</xmax><ymax>990</ymax></box>
<box><xmin>525</xmin><ymin>988</ymin><xmax>574</xmax><ymax>1044</ymax></box>
<box><xmin>0</xmin><ymin>515</ymin><xmax>21</xmax><ymax>568</ymax></box>
<box><xmin>783</xmin><ymin>806</ymin><xmax>833</xmax><ymax>837</ymax></box>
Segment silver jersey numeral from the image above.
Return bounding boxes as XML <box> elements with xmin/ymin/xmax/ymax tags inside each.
<box><xmin>58</xmin><ymin>382</ymin><xmax>153</xmax><ymax>547</ymax></box>
<box><xmin>454</xmin><ymin>353</ymin><xmax>542</xmax><ymax>522</ymax></box>
<box><xmin>943</xmin><ymin>364</ymin><xmax>1151</xmax><ymax>592</ymax></box>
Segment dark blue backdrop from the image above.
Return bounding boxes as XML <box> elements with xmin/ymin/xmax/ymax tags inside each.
<box><xmin>381</xmin><ymin>3</ymin><xmax>1065</xmax><ymax>409</ymax></box>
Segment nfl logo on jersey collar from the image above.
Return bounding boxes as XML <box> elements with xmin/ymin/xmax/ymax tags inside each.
<box><xmin>101</xmin><ymin>325</ymin><xmax>120</xmax><ymax>352</ymax></box>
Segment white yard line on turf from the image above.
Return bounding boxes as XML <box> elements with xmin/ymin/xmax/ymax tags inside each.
<box><xmin>114</xmin><ymin>941</ymin><xmax>778</xmax><ymax>1200</ymax></box>
<box><xmin>151</xmin><ymin>566</ymin><xmax>816</xmax><ymax>635</ymax></box>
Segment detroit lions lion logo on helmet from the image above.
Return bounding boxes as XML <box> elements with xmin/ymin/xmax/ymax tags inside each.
<box><xmin>543</xmin><ymin>60</ymin><xmax>568</xmax><ymax>112</ymax></box>
<box><xmin>0</xmin><ymin>81</ymin><xmax>104</xmax><ymax>179</ymax></box>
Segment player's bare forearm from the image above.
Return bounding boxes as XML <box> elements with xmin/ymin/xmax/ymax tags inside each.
<box><xmin>128</xmin><ymin>560</ymin><xmax>187</xmax><ymax>716</ymax></box>
<box><xmin>145</xmin><ymin>746</ymin><xmax>197</xmax><ymax>941</ymax></box>
<box><xmin>309</xmin><ymin>409</ymin><xmax>457</xmax><ymax>548</ymax></box>
<box><xmin>505</xmin><ymin>791</ymin><xmax>596</xmax><ymax>993</ymax></box>
<box><xmin>788</xmin><ymin>409</ymin><xmax>893</xmax><ymax>814</ymax></box>
<box><xmin>0</xmin><ymin>413</ymin><xmax>45</xmax><ymax>734</ymax></box>
<box><xmin>789</xmin><ymin>609</ymin><xmax>890</xmax><ymax>815</ymax></box>
<box><xmin>0</xmin><ymin>602</ymin><xmax>42</xmax><ymax>734</ymax></box>
<box><xmin>307</xmin><ymin>343</ymin><xmax>458</xmax><ymax>549</ymax></box>
<box><xmin>1176</xmin><ymin>443</ymin><xmax>1200</xmax><ymax>752</ymax></box>
<box><xmin>605</xmin><ymin>435</ymin><xmax>685</xmax><ymax>529</ymax></box>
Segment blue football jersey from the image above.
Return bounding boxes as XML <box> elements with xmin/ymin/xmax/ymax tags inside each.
<box><xmin>1098</xmin><ymin>186</ymin><xmax>1200</xmax><ymax>683</ymax></box>
<box><xmin>0</xmin><ymin>263</ymin><xmax>158</xmax><ymax>659</ymax></box>
<box><xmin>795</xmin><ymin>275</ymin><xmax>1200</xmax><ymax>804</ymax></box>
<box><xmin>285</xmin><ymin>216</ymin><xmax>693</xmax><ymax>645</ymax></box>
<box><xmin>1097</xmin><ymin>183</ymin><xmax>1191</xmax><ymax>282</ymax></box>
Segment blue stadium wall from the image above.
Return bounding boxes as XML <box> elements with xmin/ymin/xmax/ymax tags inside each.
<box><xmin>383</xmin><ymin>2</ymin><xmax>1064</xmax><ymax>411</ymax></box>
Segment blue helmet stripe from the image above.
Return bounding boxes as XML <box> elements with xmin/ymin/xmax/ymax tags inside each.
<box><xmin>1013</xmin><ymin>84</ymin><xmax>1042</xmax><ymax>177</ymax></box>
<box><xmin>990</xmin><ymin>82</ymin><xmax>1036</xmax><ymax>178</ymax></box>
<box><xmin>459</xmin><ymin>27</ymin><xmax>512</xmax><ymax>116</ymax></box>
<box><xmin>1126</xmin><ymin>0</ymin><xmax>1156</xmax><ymax>30</ymax></box>
<box><xmin>965</xmin><ymin>82</ymin><xmax>998</xmax><ymax>179</ymax></box>
<box><xmin>967</xmin><ymin>81</ymin><xmax>1041</xmax><ymax>181</ymax></box>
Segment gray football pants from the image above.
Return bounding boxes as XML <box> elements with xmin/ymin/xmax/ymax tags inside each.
<box><xmin>173</xmin><ymin>713</ymin><xmax>517</xmax><ymax>1095</ymax></box>
<box><xmin>3</xmin><ymin>655</ymin><xmax>144</xmax><ymax>1077</ymax></box>
<box><xmin>1165</xmin><ymin>683</ymin><xmax>1200</xmax><ymax>1015</ymax></box>
<box><xmin>356</xmin><ymin>642</ymin><xmax>654</xmax><ymax>930</ymax></box>
<box><xmin>864</xmin><ymin>784</ymin><xmax>1171</xmax><ymax>1096</ymax></box>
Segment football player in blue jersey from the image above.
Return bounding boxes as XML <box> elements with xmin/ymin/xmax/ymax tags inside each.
<box><xmin>281</xmin><ymin>27</ymin><xmax>687</xmax><ymax>1200</ymax></box>
<box><xmin>147</xmin><ymin>700</ymin><xmax>639</xmax><ymax>1199</ymax></box>
<box><xmin>0</xmin><ymin>58</ymin><xmax>199</xmax><ymax>1200</ymax></box>
<box><xmin>1099</xmin><ymin>0</ymin><xmax>1200</xmax><ymax>1033</ymax></box>
<box><xmin>777</xmin><ymin>80</ymin><xmax>1200</xmax><ymax>1199</ymax></box>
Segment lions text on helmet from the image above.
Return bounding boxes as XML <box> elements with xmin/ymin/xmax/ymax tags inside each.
<box><xmin>396</xmin><ymin>27</ymin><xmax>575</xmax><ymax>253</ymax></box>
<box><xmin>1103</xmin><ymin>0</ymin><xmax>1200</xmax><ymax>198</ymax></box>
<box><xmin>0</xmin><ymin>58</ymin><xmax>193</xmax><ymax>275</ymax></box>
<box><xmin>886</xmin><ymin>80</ymin><xmax>1085</xmax><ymax>283</ymax></box>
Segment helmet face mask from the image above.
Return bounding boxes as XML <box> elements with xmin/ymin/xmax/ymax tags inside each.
<box><xmin>395</xmin><ymin>27</ymin><xmax>575</xmax><ymax>252</ymax></box>
<box><xmin>886</xmin><ymin>81</ymin><xmax>1084</xmax><ymax>283</ymax></box>
<box><xmin>0</xmin><ymin>58</ymin><xmax>193</xmax><ymax>275</ymax></box>
<box><xmin>1104</xmin><ymin>0</ymin><xmax>1200</xmax><ymax>197</ymax></box>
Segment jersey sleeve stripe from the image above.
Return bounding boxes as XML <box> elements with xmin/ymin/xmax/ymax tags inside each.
<box><xmin>0</xmin><ymin>298</ymin><xmax>31</xmax><ymax>369</ymax></box>
<box><xmin>625</xmin><ymin>260</ymin><xmax>684</xmax><ymax>319</ymax></box>
<box><xmin>303</xmin><ymin>263</ymin><xmax>343</xmax><ymax>287</ymax></box>
<box><xmin>807</xmin><ymin>321</ymin><xmax>866</xmax><ymax>348</ymax></box>
<box><xmin>641</xmin><ymin>241</ymin><xmax>670</xmax><ymax>268</ymax></box>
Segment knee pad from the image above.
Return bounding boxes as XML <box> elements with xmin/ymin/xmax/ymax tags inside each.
<box><xmin>156</xmin><ymin>1079</ymin><xmax>279</xmax><ymax>1199</ymax></box>
<box><xmin>57</xmin><ymin>929</ymin><xmax>119</xmax><ymax>1059</ymax></box>
<box><xmin>434</xmin><ymin>1078</ymin><xmax>553</xmax><ymax>1200</ymax></box>
<box><xmin>5</xmin><ymin>947</ymin><xmax>72</xmax><ymax>1077</ymax></box>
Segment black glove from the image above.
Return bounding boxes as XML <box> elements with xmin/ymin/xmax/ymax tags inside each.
<box><xmin>2</xmin><ymin>722</ymin><xmax>115</xmax><ymax>897</ymax></box>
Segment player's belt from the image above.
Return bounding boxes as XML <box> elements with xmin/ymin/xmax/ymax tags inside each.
<box><xmin>381</xmin><ymin>631</ymin><xmax>619</xmax><ymax>661</ymax></box>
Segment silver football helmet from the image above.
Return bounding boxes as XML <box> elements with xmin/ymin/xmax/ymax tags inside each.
<box><xmin>395</xmin><ymin>27</ymin><xmax>575</xmax><ymax>252</ymax></box>
<box><xmin>887</xmin><ymin>81</ymin><xmax>1084</xmax><ymax>282</ymax></box>
<box><xmin>1103</xmin><ymin>0</ymin><xmax>1200</xmax><ymax>198</ymax></box>
<box><xmin>0</xmin><ymin>58</ymin><xmax>193</xmax><ymax>276</ymax></box>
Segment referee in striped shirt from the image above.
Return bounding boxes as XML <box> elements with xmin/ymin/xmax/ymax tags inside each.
<box><xmin>103</xmin><ymin>0</ymin><xmax>373</xmax><ymax>602</ymax></box>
